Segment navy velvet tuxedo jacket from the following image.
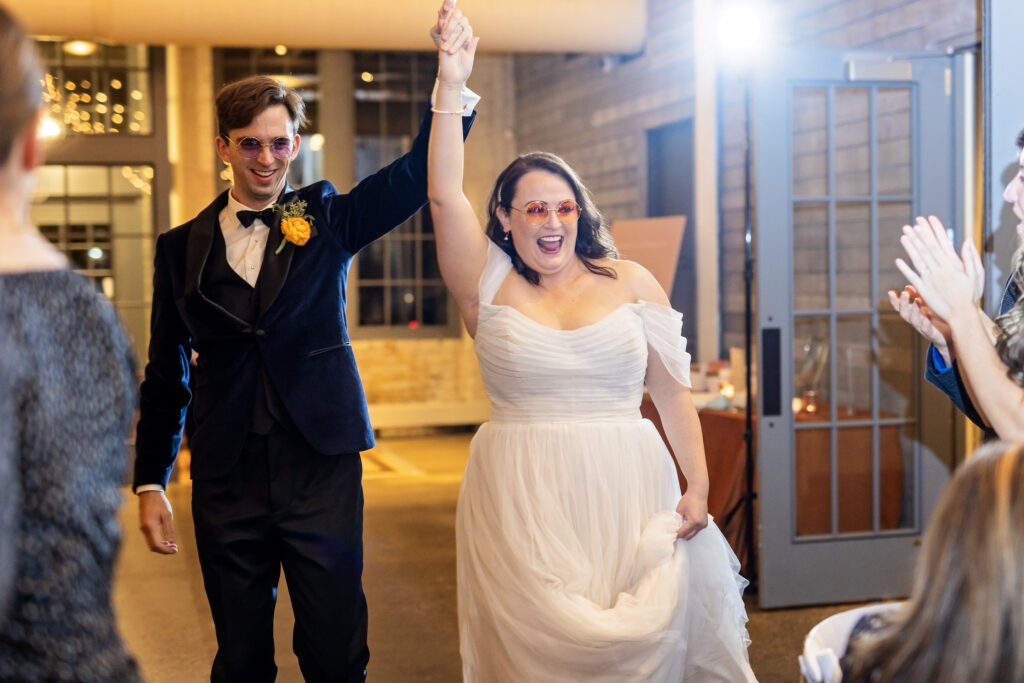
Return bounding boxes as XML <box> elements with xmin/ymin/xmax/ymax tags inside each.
<box><xmin>925</xmin><ymin>274</ymin><xmax>1019</xmax><ymax>438</ymax></box>
<box><xmin>134</xmin><ymin>109</ymin><xmax>475</xmax><ymax>490</ymax></box>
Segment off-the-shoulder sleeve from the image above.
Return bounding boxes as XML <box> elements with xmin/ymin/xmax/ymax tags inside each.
<box><xmin>479</xmin><ymin>239</ymin><xmax>514</xmax><ymax>305</ymax></box>
<box><xmin>640</xmin><ymin>300</ymin><xmax>692</xmax><ymax>388</ymax></box>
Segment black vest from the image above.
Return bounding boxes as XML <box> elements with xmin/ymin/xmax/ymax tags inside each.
<box><xmin>202</xmin><ymin>226</ymin><xmax>289</xmax><ymax>434</ymax></box>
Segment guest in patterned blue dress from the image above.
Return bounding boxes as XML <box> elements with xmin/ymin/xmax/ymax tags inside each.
<box><xmin>0</xmin><ymin>5</ymin><xmax>141</xmax><ymax>680</ymax></box>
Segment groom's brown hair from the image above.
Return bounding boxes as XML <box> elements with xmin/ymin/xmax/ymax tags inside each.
<box><xmin>215</xmin><ymin>76</ymin><xmax>308</xmax><ymax>138</ymax></box>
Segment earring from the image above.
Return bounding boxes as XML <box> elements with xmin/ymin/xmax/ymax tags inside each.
<box><xmin>503</xmin><ymin>231</ymin><xmax>510</xmax><ymax>242</ymax></box>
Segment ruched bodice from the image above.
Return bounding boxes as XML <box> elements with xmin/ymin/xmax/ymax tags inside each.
<box><xmin>476</xmin><ymin>303</ymin><xmax>648</xmax><ymax>423</ymax></box>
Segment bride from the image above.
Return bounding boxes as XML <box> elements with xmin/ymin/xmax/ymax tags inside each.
<box><xmin>428</xmin><ymin>5</ymin><xmax>757</xmax><ymax>681</ymax></box>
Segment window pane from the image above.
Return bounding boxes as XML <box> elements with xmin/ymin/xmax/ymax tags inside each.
<box><xmin>389</xmin><ymin>238</ymin><xmax>416</xmax><ymax>278</ymax></box>
<box><xmin>792</xmin><ymin>87</ymin><xmax>827</xmax><ymax>197</ymax></box>
<box><xmin>877</xmin><ymin>89</ymin><xmax>912</xmax><ymax>196</ymax></box>
<box><xmin>794</xmin><ymin>203</ymin><xmax>829</xmax><ymax>310</ymax></box>
<box><xmin>35</xmin><ymin>166</ymin><xmax>65</xmax><ymax>196</ymax></box>
<box><xmin>835</xmin><ymin>203</ymin><xmax>871</xmax><ymax>309</ymax></box>
<box><xmin>358</xmin><ymin>241</ymin><xmax>385</xmax><ymax>280</ymax></box>
<box><xmin>795</xmin><ymin>425</ymin><xmax>831</xmax><ymax>535</ymax></box>
<box><xmin>68</xmin><ymin>166</ymin><xmax>109</xmax><ymax>196</ymax></box>
<box><xmin>836</xmin><ymin>315</ymin><xmax>871</xmax><ymax>415</ymax></box>
<box><xmin>878</xmin><ymin>202</ymin><xmax>912</xmax><ymax>304</ymax></box>
<box><xmin>390</xmin><ymin>286</ymin><xmax>417</xmax><ymax>326</ymax></box>
<box><xmin>421</xmin><ymin>240</ymin><xmax>441</xmax><ymax>279</ymax></box>
<box><xmin>794</xmin><ymin>316</ymin><xmax>830</xmax><ymax>421</ymax></box>
<box><xmin>837</xmin><ymin>426</ymin><xmax>873</xmax><ymax>533</ymax></box>
<box><xmin>68</xmin><ymin>200</ymin><xmax>110</xmax><ymax>230</ymax></box>
<box><xmin>878</xmin><ymin>312</ymin><xmax>915</xmax><ymax>419</ymax></box>
<box><xmin>37</xmin><ymin>223</ymin><xmax>61</xmax><ymax>244</ymax></box>
<box><xmin>359</xmin><ymin>287</ymin><xmax>385</xmax><ymax>325</ymax></box>
<box><xmin>835</xmin><ymin>88</ymin><xmax>870</xmax><ymax>197</ymax></box>
<box><xmin>421</xmin><ymin>285</ymin><xmax>448</xmax><ymax>325</ymax></box>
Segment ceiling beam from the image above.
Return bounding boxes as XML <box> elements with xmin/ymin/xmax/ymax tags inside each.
<box><xmin>10</xmin><ymin>0</ymin><xmax>646</xmax><ymax>54</ymax></box>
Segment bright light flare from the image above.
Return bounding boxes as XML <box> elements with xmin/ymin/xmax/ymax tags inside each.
<box><xmin>39</xmin><ymin>116</ymin><xmax>61</xmax><ymax>139</ymax></box>
<box><xmin>716</xmin><ymin>1</ymin><xmax>774</xmax><ymax>68</ymax></box>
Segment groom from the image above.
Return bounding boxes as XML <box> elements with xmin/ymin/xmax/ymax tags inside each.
<box><xmin>133</xmin><ymin>5</ymin><xmax>476</xmax><ymax>680</ymax></box>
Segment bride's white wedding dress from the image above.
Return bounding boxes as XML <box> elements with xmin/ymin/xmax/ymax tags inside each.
<box><xmin>456</xmin><ymin>243</ymin><xmax>757</xmax><ymax>682</ymax></box>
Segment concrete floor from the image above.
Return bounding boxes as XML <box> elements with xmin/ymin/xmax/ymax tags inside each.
<box><xmin>113</xmin><ymin>430</ymin><xmax>871</xmax><ymax>682</ymax></box>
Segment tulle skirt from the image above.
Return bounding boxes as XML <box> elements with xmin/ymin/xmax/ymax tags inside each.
<box><xmin>456</xmin><ymin>419</ymin><xmax>757</xmax><ymax>682</ymax></box>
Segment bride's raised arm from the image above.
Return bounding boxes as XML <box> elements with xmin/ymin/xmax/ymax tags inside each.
<box><xmin>428</xmin><ymin>3</ymin><xmax>487</xmax><ymax>334</ymax></box>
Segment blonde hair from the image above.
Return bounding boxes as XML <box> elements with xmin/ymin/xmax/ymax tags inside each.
<box><xmin>846</xmin><ymin>441</ymin><xmax>1024</xmax><ymax>682</ymax></box>
<box><xmin>0</xmin><ymin>4</ymin><xmax>41</xmax><ymax>162</ymax></box>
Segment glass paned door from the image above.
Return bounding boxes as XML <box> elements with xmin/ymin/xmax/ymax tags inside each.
<box><xmin>754</xmin><ymin>51</ymin><xmax>958</xmax><ymax>608</ymax></box>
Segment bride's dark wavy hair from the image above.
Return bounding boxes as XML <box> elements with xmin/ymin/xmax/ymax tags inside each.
<box><xmin>485</xmin><ymin>151</ymin><xmax>617</xmax><ymax>286</ymax></box>
<box><xmin>995</xmin><ymin>128</ymin><xmax>1024</xmax><ymax>386</ymax></box>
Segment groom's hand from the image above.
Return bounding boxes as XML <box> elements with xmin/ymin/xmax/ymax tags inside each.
<box><xmin>139</xmin><ymin>490</ymin><xmax>179</xmax><ymax>555</ymax></box>
<box><xmin>429</xmin><ymin>0</ymin><xmax>455</xmax><ymax>49</ymax></box>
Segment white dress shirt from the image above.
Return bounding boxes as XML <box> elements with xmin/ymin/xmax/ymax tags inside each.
<box><xmin>221</xmin><ymin>192</ymin><xmax>272</xmax><ymax>287</ymax></box>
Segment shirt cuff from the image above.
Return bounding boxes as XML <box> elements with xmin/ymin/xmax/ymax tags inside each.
<box><xmin>928</xmin><ymin>345</ymin><xmax>952</xmax><ymax>373</ymax></box>
<box><xmin>430</xmin><ymin>79</ymin><xmax>481</xmax><ymax>116</ymax></box>
<box><xmin>135</xmin><ymin>484</ymin><xmax>166</xmax><ymax>495</ymax></box>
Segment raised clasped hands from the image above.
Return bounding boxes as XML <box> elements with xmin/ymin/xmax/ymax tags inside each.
<box><xmin>675</xmin><ymin>491</ymin><xmax>708</xmax><ymax>541</ymax></box>
<box><xmin>431</xmin><ymin>0</ymin><xmax>479</xmax><ymax>85</ymax></box>
<box><xmin>894</xmin><ymin>215</ymin><xmax>984</xmax><ymax>325</ymax></box>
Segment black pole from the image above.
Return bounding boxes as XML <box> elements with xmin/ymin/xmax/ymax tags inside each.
<box><xmin>742</xmin><ymin>74</ymin><xmax>758</xmax><ymax>589</ymax></box>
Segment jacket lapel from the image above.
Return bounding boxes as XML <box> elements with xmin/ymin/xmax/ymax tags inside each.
<box><xmin>184</xmin><ymin>190</ymin><xmax>251</xmax><ymax>328</ymax></box>
<box><xmin>258</xmin><ymin>187</ymin><xmax>295</xmax><ymax>319</ymax></box>
<box><xmin>184</xmin><ymin>190</ymin><xmax>228</xmax><ymax>303</ymax></box>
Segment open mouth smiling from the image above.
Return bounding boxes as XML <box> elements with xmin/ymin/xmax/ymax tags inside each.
<box><xmin>538</xmin><ymin>235</ymin><xmax>563</xmax><ymax>254</ymax></box>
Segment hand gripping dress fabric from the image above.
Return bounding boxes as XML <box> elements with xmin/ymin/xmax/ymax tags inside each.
<box><xmin>456</xmin><ymin>242</ymin><xmax>757</xmax><ymax>682</ymax></box>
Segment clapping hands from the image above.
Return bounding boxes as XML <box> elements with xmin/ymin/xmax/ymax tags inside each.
<box><xmin>894</xmin><ymin>215</ymin><xmax>984</xmax><ymax>325</ymax></box>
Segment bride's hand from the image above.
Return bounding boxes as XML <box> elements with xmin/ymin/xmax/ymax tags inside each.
<box><xmin>676</xmin><ymin>491</ymin><xmax>708</xmax><ymax>540</ymax></box>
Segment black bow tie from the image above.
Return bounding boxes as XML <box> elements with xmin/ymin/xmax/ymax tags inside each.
<box><xmin>236</xmin><ymin>207</ymin><xmax>277</xmax><ymax>228</ymax></box>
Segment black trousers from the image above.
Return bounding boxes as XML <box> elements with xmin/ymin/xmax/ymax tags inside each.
<box><xmin>192</xmin><ymin>425</ymin><xmax>368</xmax><ymax>683</ymax></box>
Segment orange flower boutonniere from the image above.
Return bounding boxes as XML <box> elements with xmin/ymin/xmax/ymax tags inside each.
<box><xmin>274</xmin><ymin>199</ymin><xmax>315</xmax><ymax>255</ymax></box>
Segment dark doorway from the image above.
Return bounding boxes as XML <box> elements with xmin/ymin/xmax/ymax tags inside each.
<box><xmin>647</xmin><ymin>118</ymin><xmax>697</xmax><ymax>357</ymax></box>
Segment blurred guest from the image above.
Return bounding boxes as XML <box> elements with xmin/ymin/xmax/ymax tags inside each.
<box><xmin>843</xmin><ymin>440</ymin><xmax>1024</xmax><ymax>682</ymax></box>
<box><xmin>0</xmin><ymin>4</ymin><xmax>141</xmax><ymax>680</ymax></box>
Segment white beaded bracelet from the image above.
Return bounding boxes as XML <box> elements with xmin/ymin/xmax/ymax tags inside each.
<box><xmin>431</xmin><ymin>105</ymin><xmax>467</xmax><ymax>115</ymax></box>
